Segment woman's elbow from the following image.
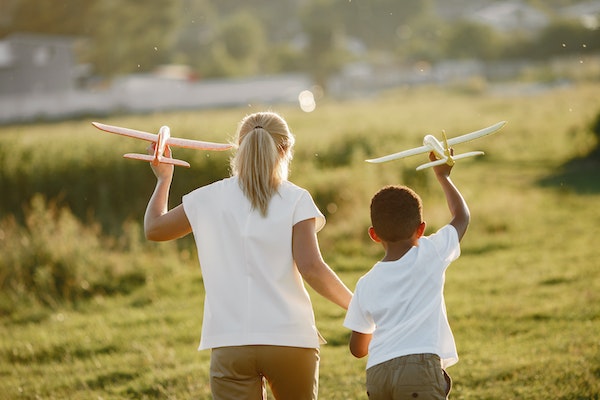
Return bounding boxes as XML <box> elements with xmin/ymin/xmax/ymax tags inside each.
<box><xmin>145</xmin><ymin>223</ymin><xmax>190</xmax><ymax>242</ymax></box>
<box><xmin>145</xmin><ymin>230</ymin><xmax>161</xmax><ymax>242</ymax></box>
<box><xmin>295</xmin><ymin>259</ymin><xmax>321</xmax><ymax>280</ymax></box>
<box><xmin>144</xmin><ymin>224</ymin><xmax>166</xmax><ymax>241</ymax></box>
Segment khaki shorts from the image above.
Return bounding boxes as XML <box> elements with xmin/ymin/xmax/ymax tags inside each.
<box><xmin>366</xmin><ymin>353</ymin><xmax>452</xmax><ymax>400</ymax></box>
<box><xmin>210</xmin><ymin>345</ymin><xmax>320</xmax><ymax>400</ymax></box>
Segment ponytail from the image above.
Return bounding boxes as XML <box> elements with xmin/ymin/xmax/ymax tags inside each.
<box><xmin>231</xmin><ymin>112</ymin><xmax>294</xmax><ymax>216</ymax></box>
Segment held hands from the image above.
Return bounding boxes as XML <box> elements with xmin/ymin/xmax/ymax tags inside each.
<box><xmin>147</xmin><ymin>143</ymin><xmax>174</xmax><ymax>181</ymax></box>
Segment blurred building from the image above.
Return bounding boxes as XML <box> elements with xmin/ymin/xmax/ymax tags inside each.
<box><xmin>0</xmin><ymin>33</ymin><xmax>80</xmax><ymax>95</ymax></box>
<box><xmin>466</xmin><ymin>1</ymin><xmax>549</xmax><ymax>34</ymax></box>
<box><xmin>561</xmin><ymin>1</ymin><xmax>600</xmax><ymax>30</ymax></box>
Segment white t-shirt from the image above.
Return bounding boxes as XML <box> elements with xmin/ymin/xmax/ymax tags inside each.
<box><xmin>343</xmin><ymin>225</ymin><xmax>460</xmax><ymax>369</ymax></box>
<box><xmin>182</xmin><ymin>176</ymin><xmax>325</xmax><ymax>350</ymax></box>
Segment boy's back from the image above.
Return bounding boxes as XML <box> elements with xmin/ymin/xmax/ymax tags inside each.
<box><xmin>344</xmin><ymin>224</ymin><xmax>460</xmax><ymax>369</ymax></box>
<box><xmin>344</xmin><ymin>153</ymin><xmax>470</xmax><ymax>399</ymax></box>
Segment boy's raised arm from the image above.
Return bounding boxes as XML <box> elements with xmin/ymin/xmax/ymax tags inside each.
<box><xmin>430</xmin><ymin>152</ymin><xmax>470</xmax><ymax>241</ymax></box>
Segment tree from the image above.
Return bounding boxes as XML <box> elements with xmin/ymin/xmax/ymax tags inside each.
<box><xmin>340</xmin><ymin>0</ymin><xmax>425</xmax><ymax>50</ymax></box>
<box><xmin>191</xmin><ymin>10</ymin><xmax>267</xmax><ymax>78</ymax></box>
<box><xmin>172</xmin><ymin>0</ymin><xmax>217</xmax><ymax>71</ymax></box>
<box><xmin>299</xmin><ymin>0</ymin><xmax>347</xmax><ymax>90</ymax></box>
<box><xmin>0</xmin><ymin>0</ymin><xmax>97</xmax><ymax>37</ymax></box>
<box><xmin>527</xmin><ymin>19</ymin><xmax>600</xmax><ymax>59</ymax></box>
<box><xmin>394</xmin><ymin>0</ymin><xmax>445</xmax><ymax>63</ymax></box>
<box><xmin>444</xmin><ymin>21</ymin><xmax>502</xmax><ymax>61</ymax></box>
<box><xmin>83</xmin><ymin>0</ymin><xmax>181</xmax><ymax>77</ymax></box>
<box><xmin>590</xmin><ymin>110</ymin><xmax>600</xmax><ymax>158</ymax></box>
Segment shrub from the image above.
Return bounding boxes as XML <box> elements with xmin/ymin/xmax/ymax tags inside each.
<box><xmin>590</xmin><ymin>110</ymin><xmax>600</xmax><ymax>157</ymax></box>
<box><xmin>0</xmin><ymin>195</ymin><xmax>146</xmax><ymax>313</ymax></box>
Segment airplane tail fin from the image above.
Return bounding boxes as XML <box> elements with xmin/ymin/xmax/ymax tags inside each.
<box><xmin>123</xmin><ymin>153</ymin><xmax>191</xmax><ymax>168</ymax></box>
<box><xmin>416</xmin><ymin>158</ymin><xmax>449</xmax><ymax>171</ymax></box>
<box><xmin>452</xmin><ymin>151</ymin><xmax>485</xmax><ymax>161</ymax></box>
<box><xmin>415</xmin><ymin>151</ymin><xmax>485</xmax><ymax>171</ymax></box>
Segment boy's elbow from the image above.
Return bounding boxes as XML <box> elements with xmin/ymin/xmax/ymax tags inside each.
<box><xmin>349</xmin><ymin>332</ymin><xmax>371</xmax><ymax>358</ymax></box>
<box><xmin>350</xmin><ymin>346</ymin><xmax>368</xmax><ymax>359</ymax></box>
<box><xmin>451</xmin><ymin>209</ymin><xmax>471</xmax><ymax>241</ymax></box>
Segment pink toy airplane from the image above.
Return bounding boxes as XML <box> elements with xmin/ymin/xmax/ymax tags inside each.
<box><xmin>92</xmin><ymin>122</ymin><xmax>233</xmax><ymax>168</ymax></box>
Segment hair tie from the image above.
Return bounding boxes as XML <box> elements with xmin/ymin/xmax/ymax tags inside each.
<box><xmin>254</xmin><ymin>125</ymin><xmax>263</xmax><ymax>129</ymax></box>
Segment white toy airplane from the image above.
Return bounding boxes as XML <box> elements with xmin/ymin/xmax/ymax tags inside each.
<box><xmin>366</xmin><ymin>121</ymin><xmax>507</xmax><ymax>170</ymax></box>
<box><xmin>92</xmin><ymin>122</ymin><xmax>232</xmax><ymax>168</ymax></box>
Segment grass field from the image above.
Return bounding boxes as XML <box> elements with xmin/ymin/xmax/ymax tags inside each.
<box><xmin>1</xmin><ymin>81</ymin><xmax>599</xmax><ymax>399</ymax></box>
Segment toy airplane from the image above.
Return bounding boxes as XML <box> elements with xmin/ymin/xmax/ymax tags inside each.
<box><xmin>366</xmin><ymin>121</ymin><xmax>507</xmax><ymax>170</ymax></box>
<box><xmin>92</xmin><ymin>122</ymin><xmax>232</xmax><ymax>168</ymax></box>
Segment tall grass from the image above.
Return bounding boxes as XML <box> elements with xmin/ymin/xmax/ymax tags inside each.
<box><xmin>0</xmin><ymin>194</ymin><xmax>185</xmax><ymax>316</ymax></box>
<box><xmin>0</xmin><ymin>82</ymin><xmax>599</xmax><ymax>398</ymax></box>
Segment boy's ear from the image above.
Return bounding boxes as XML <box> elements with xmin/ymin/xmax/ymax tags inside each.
<box><xmin>416</xmin><ymin>221</ymin><xmax>426</xmax><ymax>238</ymax></box>
<box><xmin>368</xmin><ymin>226</ymin><xmax>381</xmax><ymax>243</ymax></box>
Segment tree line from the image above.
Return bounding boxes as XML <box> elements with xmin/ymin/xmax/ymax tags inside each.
<box><xmin>1</xmin><ymin>0</ymin><xmax>597</xmax><ymax>86</ymax></box>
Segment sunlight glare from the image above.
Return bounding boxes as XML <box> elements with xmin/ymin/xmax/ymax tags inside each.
<box><xmin>298</xmin><ymin>90</ymin><xmax>316</xmax><ymax>113</ymax></box>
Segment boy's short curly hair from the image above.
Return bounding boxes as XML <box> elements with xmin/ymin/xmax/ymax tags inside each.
<box><xmin>370</xmin><ymin>185</ymin><xmax>423</xmax><ymax>242</ymax></box>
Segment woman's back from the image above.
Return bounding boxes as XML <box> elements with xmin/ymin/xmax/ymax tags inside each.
<box><xmin>183</xmin><ymin>177</ymin><xmax>326</xmax><ymax>349</ymax></box>
<box><xmin>143</xmin><ymin>110</ymin><xmax>352</xmax><ymax>399</ymax></box>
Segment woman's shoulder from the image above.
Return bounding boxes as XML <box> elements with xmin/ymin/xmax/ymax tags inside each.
<box><xmin>185</xmin><ymin>176</ymin><xmax>238</xmax><ymax>198</ymax></box>
<box><xmin>279</xmin><ymin>180</ymin><xmax>311</xmax><ymax>197</ymax></box>
<box><xmin>280</xmin><ymin>179</ymin><xmax>308</xmax><ymax>191</ymax></box>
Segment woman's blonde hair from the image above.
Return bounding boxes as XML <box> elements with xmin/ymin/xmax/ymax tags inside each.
<box><xmin>230</xmin><ymin>111</ymin><xmax>295</xmax><ymax>216</ymax></box>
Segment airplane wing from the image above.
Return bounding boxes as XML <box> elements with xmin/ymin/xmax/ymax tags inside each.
<box><xmin>415</xmin><ymin>151</ymin><xmax>485</xmax><ymax>171</ymax></box>
<box><xmin>92</xmin><ymin>122</ymin><xmax>157</xmax><ymax>142</ymax></box>
<box><xmin>415</xmin><ymin>158</ymin><xmax>450</xmax><ymax>171</ymax></box>
<box><xmin>446</xmin><ymin>121</ymin><xmax>506</xmax><ymax>146</ymax></box>
<box><xmin>123</xmin><ymin>153</ymin><xmax>191</xmax><ymax>168</ymax></box>
<box><xmin>92</xmin><ymin>122</ymin><xmax>232</xmax><ymax>151</ymax></box>
<box><xmin>166</xmin><ymin>136</ymin><xmax>232</xmax><ymax>151</ymax></box>
<box><xmin>365</xmin><ymin>121</ymin><xmax>506</xmax><ymax>164</ymax></box>
<box><xmin>365</xmin><ymin>144</ymin><xmax>431</xmax><ymax>163</ymax></box>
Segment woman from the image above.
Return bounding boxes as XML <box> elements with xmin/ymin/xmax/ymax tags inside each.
<box><xmin>144</xmin><ymin>111</ymin><xmax>352</xmax><ymax>399</ymax></box>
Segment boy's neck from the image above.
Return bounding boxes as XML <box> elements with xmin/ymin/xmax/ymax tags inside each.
<box><xmin>381</xmin><ymin>239</ymin><xmax>418</xmax><ymax>262</ymax></box>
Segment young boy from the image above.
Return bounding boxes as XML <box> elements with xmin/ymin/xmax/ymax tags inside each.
<box><xmin>344</xmin><ymin>152</ymin><xmax>470</xmax><ymax>399</ymax></box>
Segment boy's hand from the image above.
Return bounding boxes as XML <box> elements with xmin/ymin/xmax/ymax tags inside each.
<box><xmin>430</xmin><ymin>151</ymin><xmax>453</xmax><ymax>178</ymax></box>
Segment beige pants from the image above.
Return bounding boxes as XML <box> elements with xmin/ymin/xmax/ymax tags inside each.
<box><xmin>366</xmin><ymin>353</ymin><xmax>452</xmax><ymax>400</ymax></box>
<box><xmin>210</xmin><ymin>345</ymin><xmax>320</xmax><ymax>400</ymax></box>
